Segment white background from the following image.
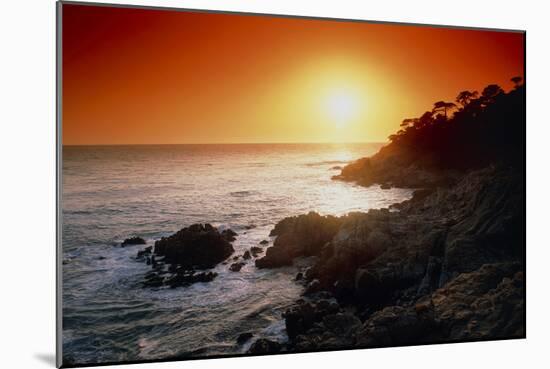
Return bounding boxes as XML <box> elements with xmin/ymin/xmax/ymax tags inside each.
<box><xmin>0</xmin><ymin>0</ymin><xmax>548</xmax><ymax>368</ymax></box>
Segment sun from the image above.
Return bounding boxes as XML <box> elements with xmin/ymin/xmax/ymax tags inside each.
<box><xmin>324</xmin><ymin>89</ymin><xmax>360</xmax><ymax>127</ymax></box>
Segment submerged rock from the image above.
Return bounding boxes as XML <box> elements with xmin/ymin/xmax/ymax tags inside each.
<box><xmin>166</xmin><ymin>271</ymin><xmax>218</xmax><ymax>288</ymax></box>
<box><xmin>229</xmin><ymin>262</ymin><xmax>245</xmax><ymax>272</ymax></box>
<box><xmin>121</xmin><ymin>236</ymin><xmax>146</xmax><ymax>247</ymax></box>
<box><xmin>250</xmin><ymin>246</ymin><xmax>263</xmax><ymax>257</ymax></box>
<box><xmin>142</xmin><ymin>272</ymin><xmax>164</xmax><ymax>288</ymax></box>
<box><xmin>136</xmin><ymin>246</ymin><xmax>152</xmax><ymax>259</ymax></box>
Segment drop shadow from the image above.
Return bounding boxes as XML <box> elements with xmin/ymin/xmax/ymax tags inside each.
<box><xmin>34</xmin><ymin>353</ymin><xmax>56</xmax><ymax>367</ymax></box>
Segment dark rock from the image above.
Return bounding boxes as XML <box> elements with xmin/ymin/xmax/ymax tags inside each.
<box><xmin>250</xmin><ymin>246</ymin><xmax>264</xmax><ymax>257</ymax></box>
<box><xmin>314</xmin><ymin>291</ymin><xmax>335</xmax><ymax>300</ymax></box>
<box><xmin>255</xmin><ymin>246</ymin><xmax>293</xmax><ymax>268</ymax></box>
<box><xmin>333</xmin><ymin>148</ymin><xmax>455</xmax><ymax>189</ymax></box>
<box><xmin>428</xmin><ymin>262</ymin><xmax>524</xmax><ymax>340</ymax></box>
<box><xmin>295</xmin><ymin>272</ymin><xmax>303</xmax><ymax>281</ymax></box>
<box><xmin>380</xmin><ymin>183</ymin><xmax>391</xmax><ymax>189</ymax></box>
<box><xmin>256</xmin><ymin>212</ymin><xmax>342</xmax><ymax>269</ymax></box>
<box><xmin>331</xmin><ymin>165</ymin><xmax>342</xmax><ymax>170</ymax></box>
<box><xmin>304</xmin><ymin>279</ymin><xmax>321</xmax><ymax>295</ymax></box>
<box><xmin>222</xmin><ymin>229</ymin><xmax>238</xmax><ymax>242</ymax></box>
<box><xmin>284</xmin><ymin>303</ymin><xmax>316</xmax><ymax>341</ymax></box>
<box><xmin>166</xmin><ymin>271</ymin><xmax>217</xmax><ymax>288</ymax></box>
<box><xmin>154</xmin><ymin>224</ymin><xmax>234</xmax><ymax>269</ymax></box>
<box><xmin>121</xmin><ymin>236</ymin><xmax>146</xmax><ymax>247</ymax></box>
<box><xmin>229</xmin><ymin>262</ymin><xmax>245</xmax><ymax>272</ymax></box>
<box><xmin>355</xmin><ymin>262</ymin><xmax>524</xmax><ymax>347</ymax></box>
<box><xmin>283</xmin><ymin>299</ymin><xmax>341</xmax><ymax>341</ymax></box>
<box><xmin>236</xmin><ymin>332</ymin><xmax>254</xmax><ymax>344</ymax></box>
<box><xmin>142</xmin><ymin>273</ymin><xmax>164</xmax><ymax>288</ymax></box>
<box><xmin>332</xmin><ymin>277</ymin><xmax>356</xmax><ymax>300</ymax></box>
<box><xmin>243</xmin><ymin>250</ymin><xmax>251</xmax><ymax>260</ymax></box>
<box><xmin>137</xmin><ymin>246</ymin><xmax>153</xmax><ymax>258</ymax></box>
<box><xmin>259</xmin><ymin>240</ymin><xmax>269</xmax><ymax>245</ymax></box>
<box><xmin>356</xmin><ymin>305</ymin><xmax>432</xmax><ymax>347</ymax></box>
<box><xmin>322</xmin><ymin>313</ymin><xmax>362</xmax><ymax>336</ymax></box>
<box><xmin>416</xmin><ymin>256</ymin><xmax>442</xmax><ymax>296</ymax></box>
<box><xmin>247</xmin><ymin>339</ymin><xmax>282</xmax><ymax>354</ymax></box>
<box><xmin>144</xmin><ymin>271</ymin><xmax>159</xmax><ymax>279</ymax></box>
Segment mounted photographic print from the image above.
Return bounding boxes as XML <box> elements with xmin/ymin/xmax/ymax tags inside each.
<box><xmin>57</xmin><ymin>1</ymin><xmax>526</xmax><ymax>367</ymax></box>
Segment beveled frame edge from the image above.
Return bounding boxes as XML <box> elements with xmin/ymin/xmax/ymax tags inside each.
<box><xmin>58</xmin><ymin>0</ymin><xmax>526</xmax><ymax>34</ymax></box>
<box><xmin>56</xmin><ymin>1</ymin><xmax>63</xmax><ymax>367</ymax></box>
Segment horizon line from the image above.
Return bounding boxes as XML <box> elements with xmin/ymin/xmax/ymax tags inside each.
<box><xmin>62</xmin><ymin>141</ymin><xmax>387</xmax><ymax>147</ymax></box>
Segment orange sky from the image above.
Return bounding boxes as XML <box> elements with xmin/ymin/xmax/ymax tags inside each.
<box><xmin>62</xmin><ymin>3</ymin><xmax>524</xmax><ymax>145</ymax></box>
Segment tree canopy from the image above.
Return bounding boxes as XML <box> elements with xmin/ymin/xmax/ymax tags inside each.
<box><xmin>386</xmin><ymin>78</ymin><xmax>525</xmax><ymax>169</ymax></box>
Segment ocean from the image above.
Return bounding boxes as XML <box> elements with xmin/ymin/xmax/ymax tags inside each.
<box><xmin>61</xmin><ymin>143</ymin><xmax>412</xmax><ymax>364</ymax></box>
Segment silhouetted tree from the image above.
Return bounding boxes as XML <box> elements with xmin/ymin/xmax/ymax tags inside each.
<box><xmin>417</xmin><ymin>111</ymin><xmax>434</xmax><ymax>128</ymax></box>
<box><xmin>456</xmin><ymin>90</ymin><xmax>479</xmax><ymax>108</ymax></box>
<box><xmin>432</xmin><ymin>101</ymin><xmax>456</xmax><ymax>119</ymax></box>
<box><xmin>511</xmin><ymin>76</ymin><xmax>523</xmax><ymax>89</ymax></box>
<box><xmin>480</xmin><ymin>84</ymin><xmax>504</xmax><ymax>106</ymax></box>
<box><xmin>384</xmin><ymin>78</ymin><xmax>524</xmax><ymax>169</ymax></box>
<box><xmin>400</xmin><ymin>118</ymin><xmax>416</xmax><ymax>128</ymax></box>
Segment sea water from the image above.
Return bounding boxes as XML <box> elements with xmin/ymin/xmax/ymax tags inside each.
<box><xmin>61</xmin><ymin>143</ymin><xmax>412</xmax><ymax>364</ymax></box>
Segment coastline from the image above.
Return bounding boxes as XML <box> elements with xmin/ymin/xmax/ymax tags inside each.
<box><xmin>64</xmin><ymin>156</ymin><xmax>525</xmax><ymax>365</ymax></box>
<box><xmin>108</xmin><ymin>136</ymin><xmax>526</xmax><ymax>359</ymax></box>
<box><xmin>250</xmin><ymin>163</ymin><xmax>524</xmax><ymax>353</ymax></box>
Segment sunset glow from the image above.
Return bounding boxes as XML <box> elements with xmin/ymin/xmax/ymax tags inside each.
<box><xmin>62</xmin><ymin>4</ymin><xmax>524</xmax><ymax>145</ymax></box>
<box><xmin>324</xmin><ymin>88</ymin><xmax>361</xmax><ymax>127</ymax></box>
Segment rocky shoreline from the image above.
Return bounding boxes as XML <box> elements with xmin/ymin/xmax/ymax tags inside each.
<box><xmin>125</xmin><ymin>162</ymin><xmax>524</xmax><ymax>355</ymax></box>
<box><xmin>250</xmin><ymin>164</ymin><xmax>524</xmax><ymax>353</ymax></box>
